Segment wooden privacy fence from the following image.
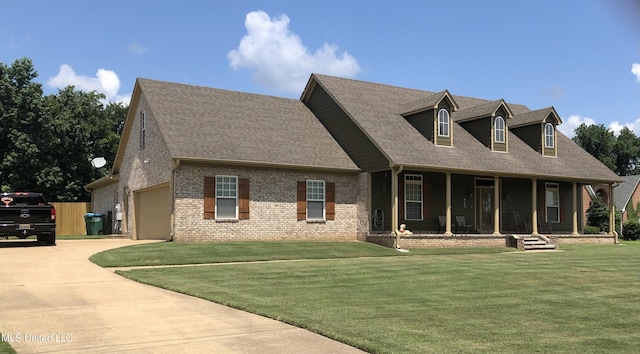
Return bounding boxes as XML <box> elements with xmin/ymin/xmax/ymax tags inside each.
<box><xmin>50</xmin><ymin>202</ymin><xmax>91</xmax><ymax>236</ymax></box>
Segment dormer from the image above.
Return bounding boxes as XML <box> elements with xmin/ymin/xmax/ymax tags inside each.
<box><xmin>400</xmin><ymin>90</ymin><xmax>459</xmax><ymax>147</ymax></box>
<box><xmin>510</xmin><ymin>107</ymin><xmax>562</xmax><ymax>157</ymax></box>
<box><xmin>452</xmin><ymin>99</ymin><xmax>513</xmax><ymax>152</ymax></box>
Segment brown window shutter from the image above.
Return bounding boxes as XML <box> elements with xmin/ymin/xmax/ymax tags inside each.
<box><xmin>398</xmin><ymin>174</ymin><xmax>405</xmax><ymax>221</ymax></box>
<box><xmin>326</xmin><ymin>182</ymin><xmax>335</xmax><ymax>220</ymax></box>
<box><xmin>423</xmin><ymin>180</ymin><xmax>430</xmax><ymax>219</ymax></box>
<box><xmin>204</xmin><ymin>176</ymin><xmax>216</xmax><ymax>219</ymax></box>
<box><xmin>297</xmin><ymin>181</ymin><xmax>306</xmax><ymax>220</ymax></box>
<box><xmin>239</xmin><ymin>178</ymin><xmax>250</xmax><ymax>220</ymax></box>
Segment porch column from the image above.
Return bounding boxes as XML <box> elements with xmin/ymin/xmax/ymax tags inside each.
<box><xmin>391</xmin><ymin>167</ymin><xmax>399</xmax><ymax>247</ymax></box>
<box><xmin>493</xmin><ymin>176</ymin><xmax>500</xmax><ymax>235</ymax></box>
<box><xmin>445</xmin><ymin>172</ymin><xmax>453</xmax><ymax>236</ymax></box>
<box><xmin>572</xmin><ymin>182</ymin><xmax>579</xmax><ymax>235</ymax></box>
<box><xmin>609</xmin><ymin>183</ymin><xmax>618</xmax><ymax>243</ymax></box>
<box><xmin>531</xmin><ymin>179</ymin><xmax>539</xmax><ymax>235</ymax></box>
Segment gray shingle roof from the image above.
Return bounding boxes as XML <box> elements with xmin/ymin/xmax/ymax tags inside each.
<box><xmin>510</xmin><ymin>107</ymin><xmax>561</xmax><ymax>128</ymax></box>
<box><xmin>452</xmin><ymin>99</ymin><xmax>512</xmax><ymax>122</ymax></box>
<box><xmin>614</xmin><ymin>175</ymin><xmax>640</xmax><ymax>209</ymax></box>
<box><xmin>400</xmin><ymin>90</ymin><xmax>458</xmax><ymax>116</ymax></box>
<box><xmin>137</xmin><ymin>78</ymin><xmax>359</xmax><ymax>171</ymax></box>
<box><xmin>310</xmin><ymin>74</ymin><xmax>621</xmax><ymax>183</ymax></box>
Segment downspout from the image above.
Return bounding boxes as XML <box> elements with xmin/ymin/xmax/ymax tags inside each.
<box><xmin>391</xmin><ymin>165</ymin><xmax>404</xmax><ymax>249</ymax></box>
<box><xmin>169</xmin><ymin>159</ymin><xmax>181</xmax><ymax>242</ymax></box>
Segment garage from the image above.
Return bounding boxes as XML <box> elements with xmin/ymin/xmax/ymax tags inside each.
<box><xmin>134</xmin><ymin>184</ymin><xmax>170</xmax><ymax>240</ymax></box>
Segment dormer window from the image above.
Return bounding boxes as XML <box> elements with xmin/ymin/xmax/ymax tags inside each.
<box><xmin>494</xmin><ymin>116</ymin><xmax>505</xmax><ymax>143</ymax></box>
<box><xmin>438</xmin><ymin>109</ymin><xmax>449</xmax><ymax>137</ymax></box>
<box><xmin>545</xmin><ymin>123</ymin><xmax>554</xmax><ymax>148</ymax></box>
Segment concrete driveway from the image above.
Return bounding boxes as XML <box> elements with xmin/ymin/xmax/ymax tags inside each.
<box><xmin>0</xmin><ymin>239</ymin><xmax>365</xmax><ymax>353</ymax></box>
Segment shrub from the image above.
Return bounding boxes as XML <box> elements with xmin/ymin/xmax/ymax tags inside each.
<box><xmin>621</xmin><ymin>221</ymin><xmax>640</xmax><ymax>241</ymax></box>
<box><xmin>583</xmin><ymin>225</ymin><xmax>600</xmax><ymax>234</ymax></box>
<box><xmin>587</xmin><ymin>197</ymin><xmax>609</xmax><ymax>232</ymax></box>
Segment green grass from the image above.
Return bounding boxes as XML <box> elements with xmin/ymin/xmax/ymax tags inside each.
<box><xmin>104</xmin><ymin>241</ymin><xmax>640</xmax><ymax>353</ymax></box>
<box><xmin>0</xmin><ymin>334</ymin><xmax>17</xmax><ymax>354</ymax></box>
<box><xmin>90</xmin><ymin>240</ymin><xmax>514</xmax><ymax>267</ymax></box>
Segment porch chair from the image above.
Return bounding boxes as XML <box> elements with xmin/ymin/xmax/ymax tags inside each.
<box><xmin>538</xmin><ymin>213</ymin><xmax>553</xmax><ymax>234</ymax></box>
<box><xmin>455</xmin><ymin>216</ymin><xmax>472</xmax><ymax>235</ymax></box>
<box><xmin>513</xmin><ymin>211</ymin><xmax>530</xmax><ymax>233</ymax></box>
<box><xmin>437</xmin><ymin>215</ymin><xmax>446</xmax><ymax>233</ymax></box>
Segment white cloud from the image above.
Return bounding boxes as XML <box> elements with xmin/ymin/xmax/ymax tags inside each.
<box><xmin>610</xmin><ymin>118</ymin><xmax>640</xmax><ymax>136</ymax></box>
<box><xmin>633</xmin><ymin>63</ymin><xmax>640</xmax><ymax>81</ymax></box>
<box><xmin>227</xmin><ymin>10</ymin><xmax>361</xmax><ymax>94</ymax></box>
<box><xmin>47</xmin><ymin>64</ymin><xmax>130</xmax><ymax>104</ymax></box>
<box><xmin>558</xmin><ymin>114</ymin><xmax>595</xmax><ymax>138</ymax></box>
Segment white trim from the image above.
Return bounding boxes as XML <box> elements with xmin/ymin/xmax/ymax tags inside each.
<box><xmin>544</xmin><ymin>123</ymin><xmax>555</xmax><ymax>148</ymax></box>
<box><xmin>437</xmin><ymin>109</ymin><xmax>450</xmax><ymax>137</ymax></box>
<box><xmin>494</xmin><ymin>116</ymin><xmax>505</xmax><ymax>143</ymax></box>
<box><xmin>306</xmin><ymin>180</ymin><xmax>326</xmax><ymax>220</ymax></box>
<box><xmin>404</xmin><ymin>174</ymin><xmax>423</xmax><ymax>221</ymax></box>
<box><xmin>545</xmin><ymin>182</ymin><xmax>560</xmax><ymax>223</ymax></box>
<box><xmin>215</xmin><ymin>175</ymin><xmax>238</xmax><ymax>220</ymax></box>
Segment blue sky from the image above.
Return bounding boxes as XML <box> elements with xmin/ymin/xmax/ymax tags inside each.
<box><xmin>2</xmin><ymin>0</ymin><xmax>639</xmax><ymax>138</ymax></box>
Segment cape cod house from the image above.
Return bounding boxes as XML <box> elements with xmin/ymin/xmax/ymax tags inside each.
<box><xmin>86</xmin><ymin>74</ymin><xmax>622</xmax><ymax>247</ymax></box>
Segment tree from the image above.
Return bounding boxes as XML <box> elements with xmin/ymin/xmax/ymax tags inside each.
<box><xmin>0</xmin><ymin>58</ymin><xmax>126</xmax><ymax>201</ymax></box>
<box><xmin>614</xmin><ymin>126</ymin><xmax>640</xmax><ymax>175</ymax></box>
<box><xmin>0</xmin><ymin>58</ymin><xmax>47</xmax><ymax>193</ymax></box>
<box><xmin>573</xmin><ymin>123</ymin><xmax>616</xmax><ymax>172</ymax></box>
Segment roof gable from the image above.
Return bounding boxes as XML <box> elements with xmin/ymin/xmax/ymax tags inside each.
<box><xmin>113</xmin><ymin>78</ymin><xmax>359</xmax><ymax>173</ymax></box>
<box><xmin>452</xmin><ymin>99</ymin><xmax>514</xmax><ymax>123</ymax></box>
<box><xmin>614</xmin><ymin>175</ymin><xmax>640</xmax><ymax>210</ymax></box>
<box><xmin>511</xmin><ymin>106</ymin><xmax>562</xmax><ymax>128</ymax></box>
<box><xmin>400</xmin><ymin>90</ymin><xmax>459</xmax><ymax>116</ymax></box>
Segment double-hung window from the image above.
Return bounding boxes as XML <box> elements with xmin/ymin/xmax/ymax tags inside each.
<box><xmin>545</xmin><ymin>123</ymin><xmax>555</xmax><ymax>148</ymax></box>
<box><xmin>404</xmin><ymin>174</ymin><xmax>423</xmax><ymax>220</ymax></box>
<box><xmin>545</xmin><ymin>182</ymin><xmax>559</xmax><ymax>222</ymax></box>
<box><xmin>494</xmin><ymin>116</ymin><xmax>505</xmax><ymax>143</ymax></box>
<box><xmin>438</xmin><ymin>109</ymin><xmax>450</xmax><ymax>137</ymax></box>
<box><xmin>306</xmin><ymin>180</ymin><xmax>325</xmax><ymax>220</ymax></box>
<box><xmin>216</xmin><ymin>175</ymin><xmax>238</xmax><ymax>219</ymax></box>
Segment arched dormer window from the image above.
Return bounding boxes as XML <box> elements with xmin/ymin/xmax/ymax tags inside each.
<box><xmin>494</xmin><ymin>116</ymin><xmax>505</xmax><ymax>143</ymax></box>
<box><xmin>438</xmin><ymin>109</ymin><xmax>449</xmax><ymax>137</ymax></box>
<box><xmin>545</xmin><ymin>123</ymin><xmax>554</xmax><ymax>148</ymax></box>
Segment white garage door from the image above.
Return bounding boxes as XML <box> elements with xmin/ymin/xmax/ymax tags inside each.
<box><xmin>135</xmin><ymin>185</ymin><xmax>170</xmax><ymax>240</ymax></box>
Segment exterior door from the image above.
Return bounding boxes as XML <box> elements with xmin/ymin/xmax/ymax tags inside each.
<box><xmin>475</xmin><ymin>186</ymin><xmax>494</xmax><ymax>233</ymax></box>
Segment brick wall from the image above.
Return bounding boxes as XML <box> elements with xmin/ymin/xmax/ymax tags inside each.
<box><xmin>116</xmin><ymin>92</ymin><xmax>173</xmax><ymax>237</ymax></box>
<box><xmin>173</xmin><ymin>163</ymin><xmax>368</xmax><ymax>242</ymax></box>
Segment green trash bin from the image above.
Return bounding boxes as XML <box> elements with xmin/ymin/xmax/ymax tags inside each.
<box><xmin>84</xmin><ymin>213</ymin><xmax>105</xmax><ymax>235</ymax></box>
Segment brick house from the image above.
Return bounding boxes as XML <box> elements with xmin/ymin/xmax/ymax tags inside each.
<box><xmin>86</xmin><ymin>74</ymin><xmax>622</xmax><ymax>246</ymax></box>
<box><xmin>86</xmin><ymin>78</ymin><xmax>367</xmax><ymax>241</ymax></box>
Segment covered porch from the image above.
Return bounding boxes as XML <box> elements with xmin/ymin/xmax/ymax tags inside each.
<box><xmin>368</xmin><ymin>168</ymin><xmax>618</xmax><ymax>248</ymax></box>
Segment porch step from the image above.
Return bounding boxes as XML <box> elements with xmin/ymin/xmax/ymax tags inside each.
<box><xmin>523</xmin><ymin>237</ymin><xmax>556</xmax><ymax>250</ymax></box>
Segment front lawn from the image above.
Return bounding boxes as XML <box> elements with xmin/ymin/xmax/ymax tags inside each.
<box><xmin>90</xmin><ymin>240</ymin><xmax>512</xmax><ymax>267</ymax></box>
<box><xmin>106</xmin><ymin>242</ymin><xmax>640</xmax><ymax>353</ymax></box>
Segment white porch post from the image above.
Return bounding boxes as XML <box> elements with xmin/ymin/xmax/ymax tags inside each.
<box><xmin>493</xmin><ymin>176</ymin><xmax>501</xmax><ymax>235</ymax></box>
<box><xmin>609</xmin><ymin>183</ymin><xmax>618</xmax><ymax>243</ymax></box>
<box><xmin>531</xmin><ymin>179</ymin><xmax>539</xmax><ymax>235</ymax></box>
<box><xmin>391</xmin><ymin>168</ymin><xmax>399</xmax><ymax>247</ymax></box>
<box><xmin>445</xmin><ymin>172</ymin><xmax>453</xmax><ymax>236</ymax></box>
<box><xmin>572</xmin><ymin>182</ymin><xmax>579</xmax><ymax>235</ymax></box>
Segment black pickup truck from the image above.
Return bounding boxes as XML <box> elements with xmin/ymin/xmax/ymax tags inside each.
<box><xmin>0</xmin><ymin>192</ymin><xmax>56</xmax><ymax>245</ymax></box>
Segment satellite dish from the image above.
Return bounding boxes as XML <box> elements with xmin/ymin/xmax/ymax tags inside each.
<box><xmin>91</xmin><ymin>157</ymin><xmax>107</xmax><ymax>169</ymax></box>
